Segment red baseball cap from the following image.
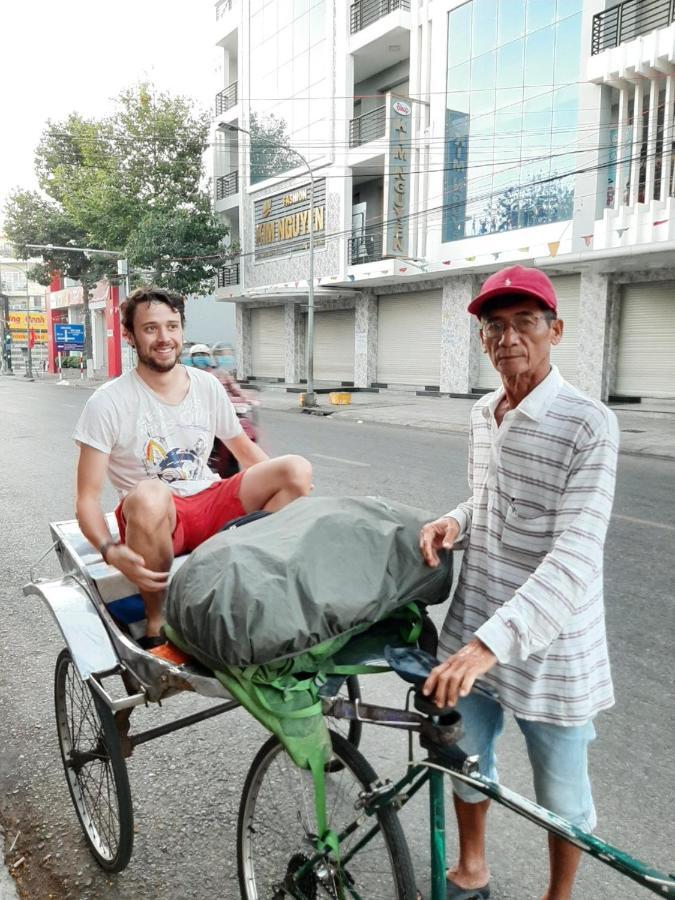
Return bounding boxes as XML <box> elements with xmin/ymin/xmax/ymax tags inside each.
<box><xmin>468</xmin><ymin>265</ymin><xmax>557</xmax><ymax>317</ymax></box>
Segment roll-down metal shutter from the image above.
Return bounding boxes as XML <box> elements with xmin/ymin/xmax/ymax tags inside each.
<box><xmin>477</xmin><ymin>274</ymin><xmax>581</xmax><ymax>390</ymax></box>
<box><xmin>377</xmin><ymin>291</ymin><xmax>442</xmax><ymax>386</ymax></box>
<box><xmin>313</xmin><ymin>309</ymin><xmax>355</xmax><ymax>382</ymax></box>
<box><xmin>251</xmin><ymin>306</ymin><xmax>285</xmax><ymax>378</ymax></box>
<box><xmin>616</xmin><ymin>282</ymin><xmax>675</xmax><ymax>398</ymax></box>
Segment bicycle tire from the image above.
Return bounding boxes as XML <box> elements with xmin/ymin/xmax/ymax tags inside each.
<box><xmin>237</xmin><ymin>728</ymin><xmax>417</xmax><ymax>899</ymax></box>
<box><xmin>54</xmin><ymin>648</ymin><xmax>134</xmax><ymax>872</ymax></box>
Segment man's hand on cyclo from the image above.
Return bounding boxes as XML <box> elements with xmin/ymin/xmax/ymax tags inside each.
<box><xmin>106</xmin><ymin>543</ymin><xmax>170</xmax><ymax>593</ymax></box>
<box><xmin>419</xmin><ymin>516</ymin><xmax>461</xmax><ymax>568</ymax></box>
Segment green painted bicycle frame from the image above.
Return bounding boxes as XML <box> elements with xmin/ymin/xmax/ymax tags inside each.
<box><xmin>291</xmin><ymin>757</ymin><xmax>674</xmax><ymax>900</ymax></box>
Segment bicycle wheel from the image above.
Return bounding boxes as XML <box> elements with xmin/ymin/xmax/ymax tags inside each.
<box><xmin>54</xmin><ymin>648</ymin><xmax>134</xmax><ymax>872</ymax></box>
<box><xmin>237</xmin><ymin>729</ymin><xmax>416</xmax><ymax>899</ymax></box>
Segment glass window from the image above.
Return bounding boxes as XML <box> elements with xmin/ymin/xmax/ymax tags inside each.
<box><xmin>447</xmin><ymin>61</ymin><xmax>470</xmax><ymax>115</ymax></box>
<box><xmin>526</xmin><ymin>0</ymin><xmax>555</xmax><ymax>33</ymax></box>
<box><xmin>522</xmin><ymin>93</ymin><xmax>552</xmax><ymax>154</ymax></box>
<box><xmin>496</xmin><ymin>38</ymin><xmax>523</xmax><ymax>89</ymax></box>
<box><xmin>294</xmin><ymin>0</ymin><xmax>310</xmax><ymax>16</ymax></box>
<box><xmin>554</xmin><ymin>13</ymin><xmax>581</xmax><ymax>85</ymax></box>
<box><xmin>262</xmin><ymin>3</ymin><xmax>277</xmax><ymax>41</ymax></box>
<box><xmin>470</xmin><ymin>50</ymin><xmax>496</xmax><ymax>116</ymax></box>
<box><xmin>309</xmin><ymin>41</ymin><xmax>325</xmax><ymax>82</ymax></box>
<box><xmin>293</xmin><ymin>50</ymin><xmax>310</xmax><ymax>94</ymax></box>
<box><xmin>494</xmin><ymin>107</ymin><xmax>522</xmax><ymax>161</ymax></box>
<box><xmin>309</xmin><ymin>2</ymin><xmax>324</xmax><ymax>45</ymax></box>
<box><xmin>448</xmin><ymin>2</ymin><xmax>472</xmax><ymax>67</ymax></box>
<box><xmin>551</xmin><ymin>85</ymin><xmax>578</xmax><ymax>147</ymax></box>
<box><xmin>498</xmin><ymin>0</ymin><xmax>525</xmax><ymax>45</ymax></box>
<box><xmin>472</xmin><ymin>0</ymin><xmax>498</xmax><ymax>56</ymax></box>
<box><xmin>524</xmin><ymin>24</ymin><xmax>554</xmax><ymax>91</ymax></box>
<box><xmin>293</xmin><ymin>13</ymin><xmax>310</xmax><ymax>54</ymax></box>
<box><xmin>557</xmin><ymin>0</ymin><xmax>582</xmax><ymax>18</ymax></box>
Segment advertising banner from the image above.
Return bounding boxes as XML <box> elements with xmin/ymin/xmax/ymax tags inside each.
<box><xmin>254</xmin><ymin>179</ymin><xmax>326</xmax><ymax>260</ymax></box>
<box><xmin>384</xmin><ymin>95</ymin><xmax>412</xmax><ymax>257</ymax></box>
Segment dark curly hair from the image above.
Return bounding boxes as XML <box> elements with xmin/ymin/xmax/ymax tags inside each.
<box><xmin>121</xmin><ymin>287</ymin><xmax>186</xmax><ymax>335</ymax></box>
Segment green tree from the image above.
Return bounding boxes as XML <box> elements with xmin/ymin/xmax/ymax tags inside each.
<box><xmin>4</xmin><ymin>83</ymin><xmax>229</xmax><ymax>375</ymax></box>
<box><xmin>249</xmin><ymin>111</ymin><xmax>298</xmax><ymax>184</ymax></box>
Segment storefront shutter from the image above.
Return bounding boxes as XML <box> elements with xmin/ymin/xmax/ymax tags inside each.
<box><xmin>377</xmin><ymin>291</ymin><xmax>442</xmax><ymax>386</ymax></box>
<box><xmin>313</xmin><ymin>309</ymin><xmax>355</xmax><ymax>382</ymax></box>
<box><xmin>616</xmin><ymin>282</ymin><xmax>675</xmax><ymax>398</ymax></box>
<box><xmin>251</xmin><ymin>306</ymin><xmax>285</xmax><ymax>378</ymax></box>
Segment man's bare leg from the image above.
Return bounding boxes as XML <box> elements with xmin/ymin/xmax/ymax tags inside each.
<box><xmin>238</xmin><ymin>454</ymin><xmax>313</xmax><ymax>513</ymax></box>
<box><xmin>121</xmin><ymin>481</ymin><xmax>176</xmax><ymax>638</ymax></box>
<box><xmin>447</xmin><ymin>795</ymin><xmax>491</xmax><ymax>890</ymax></box>
<box><xmin>541</xmin><ymin>835</ymin><xmax>582</xmax><ymax>900</ymax></box>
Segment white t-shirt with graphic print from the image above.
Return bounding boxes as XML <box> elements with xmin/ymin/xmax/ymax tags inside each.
<box><xmin>73</xmin><ymin>367</ymin><xmax>243</xmax><ymax>499</ymax></box>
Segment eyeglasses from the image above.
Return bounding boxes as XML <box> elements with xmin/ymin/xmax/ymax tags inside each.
<box><xmin>481</xmin><ymin>313</ymin><xmax>552</xmax><ymax>339</ymax></box>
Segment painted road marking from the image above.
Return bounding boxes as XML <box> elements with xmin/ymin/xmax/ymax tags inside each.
<box><xmin>312</xmin><ymin>453</ymin><xmax>371</xmax><ymax>468</ymax></box>
<box><xmin>613</xmin><ymin>513</ymin><xmax>675</xmax><ymax>532</ymax></box>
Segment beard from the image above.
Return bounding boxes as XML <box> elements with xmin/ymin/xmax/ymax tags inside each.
<box><xmin>135</xmin><ymin>344</ymin><xmax>180</xmax><ymax>373</ymax></box>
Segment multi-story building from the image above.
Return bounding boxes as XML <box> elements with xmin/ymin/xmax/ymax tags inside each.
<box><xmin>0</xmin><ymin>237</ymin><xmax>48</xmax><ymax>371</ymax></box>
<box><xmin>211</xmin><ymin>0</ymin><xmax>675</xmax><ymax>400</ymax></box>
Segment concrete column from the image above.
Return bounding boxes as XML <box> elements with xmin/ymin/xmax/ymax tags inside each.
<box><xmin>629</xmin><ymin>81</ymin><xmax>644</xmax><ymax>207</ymax></box>
<box><xmin>577</xmin><ymin>271</ymin><xmax>612</xmax><ymax>401</ymax></box>
<box><xmin>644</xmin><ymin>79</ymin><xmax>659</xmax><ymax>203</ymax></box>
<box><xmin>440</xmin><ymin>276</ymin><xmax>480</xmax><ymax>394</ymax></box>
<box><xmin>614</xmin><ymin>85</ymin><xmax>630</xmax><ymax>210</ymax></box>
<box><xmin>354</xmin><ymin>291</ymin><xmax>377</xmax><ymax>387</ymax></box>
<box><xmin>660</xmin><ymin>74</ymin><xmax>675</xmax><ymax>202</ymax></box>
<box><xmin>284</xmin><ymin>301</ymin><xmax>304</xmax><ymax>384</ymax></box>
<box><xmin>235</xmin><ymin>302</ymin><xmax>251</xmax><ymax>381</ymax></box>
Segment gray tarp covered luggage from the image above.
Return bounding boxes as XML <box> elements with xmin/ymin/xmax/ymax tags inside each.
<box><xmin>165</xmin><ymin>495</ymin><xmax>452</xmax><ymax>671</ymax></box>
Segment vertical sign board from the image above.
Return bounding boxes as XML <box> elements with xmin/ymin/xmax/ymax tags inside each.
<box><xmin>443</xmin><ymin>109</ymin><xmax>470</xmax><ymax>241</ymax></box>
<box><xmin>384</xmin><ymin>96</ymin><xmax>412</xmax><ymax>257</ymax></box>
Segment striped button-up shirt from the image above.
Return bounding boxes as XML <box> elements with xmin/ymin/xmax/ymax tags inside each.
<box><xmin>439</xmin><ymin>366</ymin><xmax>620</xmax><ymax>725</ymax></box>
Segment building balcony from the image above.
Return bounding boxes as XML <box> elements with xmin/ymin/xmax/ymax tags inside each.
<box><xmin>216</xmin><ymin>170</ymin><xmax>239</xmax><ymax>200</ymax></box>
<box><xmin>348</xmin><ymin>228</ymin><xmax>384</xmax><ymax>265</ymax></box>
<box><xmin>349</xmin><ymin>106</ymin><xmax>386</xmax><ymax>148</ymax></box>
<box><xmin>591</xmin><ymin>0</ymin><xmax>675</xmax><ymax>54</ymax></box>
<box><xmin>350</xmin><ymin>0</ymin><xmax>410</xmax><ymax>35</ymax></box>
<box><xmin>215</xmin><ymin>81</ymin><xmax>238</xmax><ymax>117</ymax></box>
<box><xmin>217</xmin><ymin>263</ymin><xmax>240</xmax><ymax>287</ymax></box>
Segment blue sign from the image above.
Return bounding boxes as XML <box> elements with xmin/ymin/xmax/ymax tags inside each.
<box><xmin>54</xmin><ymin>323</ymin><xmax>85</xmax><ymax>352</ymax></box>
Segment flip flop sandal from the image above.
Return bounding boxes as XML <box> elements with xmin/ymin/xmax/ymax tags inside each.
<box><xmin>446</xmin><ymin>877</ymin><xmax>490</xmax><ymax>899</ymax></box>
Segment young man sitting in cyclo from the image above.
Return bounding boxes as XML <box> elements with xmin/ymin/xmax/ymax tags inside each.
<box><xmin>73</xmin><ymin>286</ymin><xmax>312</xmax><ymax>650</ymax></box>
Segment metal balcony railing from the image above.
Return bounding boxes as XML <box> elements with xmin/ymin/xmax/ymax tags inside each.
<box><xmin>217</xmin><ymin>263</ymin><xmax>239</xmax><ymax>287</ymax></box>
<box><xmin>592</xmin><ymin>0</ymin><xmax>675</xmax><ymax>54</ymax></box>
<box><xmin>216</xmin><ymin>171</ymin><xmax>239</xmax><ymax>200</ymax></box>
<box><xmin>350</xmin><ymin>0</ymin><xmax>410</xmax><ymax>34</ymax></box>
<box><xmin>215</xmin><ymin>81</ymin><xmax>238</xmax><ymax>115</ymax></box>
<box><xmin>348</xmin><ymin>229</ymin><xmax>384</xmax><ymax>264</ymax></box>
<box><xmin>349</xmin><ymin>106</ymin><xmax>386</xmax><ymax>147</ymax></box>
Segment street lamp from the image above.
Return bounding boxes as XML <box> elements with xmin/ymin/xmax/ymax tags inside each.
<box><xmin>219</xmin><ymin>121</ymin><xmax>317</xmax><ymax>408</ymax></box>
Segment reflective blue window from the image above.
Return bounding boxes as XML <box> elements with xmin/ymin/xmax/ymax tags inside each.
<box><xmin>472</xmin><ymin>0</ymin><xmax>498</xmax><ymax>56</ymax></box>
<box><xmin>443</xmin><ymin>0</ymin><xmax>581</xmax><ymax>241</ymax></box>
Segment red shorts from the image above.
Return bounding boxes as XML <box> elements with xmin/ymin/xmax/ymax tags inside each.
<box><xmin>115</xmin><ymin>472</ymin><xmax>247</xmax><ymax>556</ymax></box>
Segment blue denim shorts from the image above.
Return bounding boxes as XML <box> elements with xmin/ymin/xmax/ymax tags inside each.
<box><xmin>452</xmin><ymin>686</ymin><xmax>597</xmax><ymax>832</ymax></box>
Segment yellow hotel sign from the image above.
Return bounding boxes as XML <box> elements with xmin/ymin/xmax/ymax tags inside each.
<box><xmin>7</xmin><ymin>311</ymin><xmax>48</xmax><ymax>343</ymax></box>
<box><xmin>254</xmin><ymin>179</ymin><xmax>327</xmax><ymax>259</ymax></box>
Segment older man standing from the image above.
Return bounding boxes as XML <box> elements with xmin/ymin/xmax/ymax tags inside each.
<box><xmin>420</xmin><ymin>266</ymin><xmax>619</xmax><ymax>900</ymax></box>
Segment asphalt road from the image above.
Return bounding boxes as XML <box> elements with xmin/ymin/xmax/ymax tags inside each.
<box><xmin>0</xmin><ymin>377</ymin><xmax>673</xmax><ymax>900</ymax></box>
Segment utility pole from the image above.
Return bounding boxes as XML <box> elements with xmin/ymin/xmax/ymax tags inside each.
<box><xmin>219</xmin><ymin>122</ymin><xmax>318</xmax><ymax>408</ymax></box>
<box><xmin>0</xmin><ymin>290</ymin><xmax>13</xmax><ymax>375</ymax></box>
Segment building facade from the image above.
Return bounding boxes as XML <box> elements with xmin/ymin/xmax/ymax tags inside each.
<box><xmin>0</xmin><ymin>237</ymin><xmax>48</xmax><ymax>372</ymax></box>
<box><xmin>211</xmin><ymin>0</ymin><xmax>675</xmax><ymax>400</ymax></box>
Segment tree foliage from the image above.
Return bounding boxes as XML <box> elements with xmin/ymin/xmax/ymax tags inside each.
<box><xmin>249</xmin><ymin>111</ymin><xmax>299</xmax><ymax>184</ymax></box>
<box><xmin>4</xmin><ymin>83</ymin><xmax>229</xmax><ymax>294</ymax></box>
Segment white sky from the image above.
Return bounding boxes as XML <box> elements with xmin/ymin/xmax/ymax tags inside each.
<box><xmin>0</xmin><ymin>0</ymin><xmax>216</xmax><ymax>219</ymax></box>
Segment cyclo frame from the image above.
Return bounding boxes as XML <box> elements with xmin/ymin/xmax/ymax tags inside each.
<box><xmin>315</xmin><ymin>692</ymin><xmax>675</xmax><ymax>900</ymax></box>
